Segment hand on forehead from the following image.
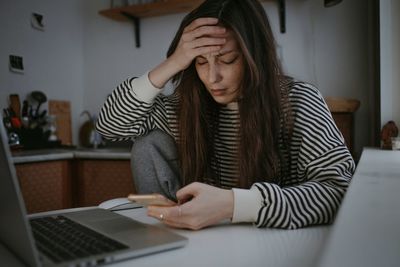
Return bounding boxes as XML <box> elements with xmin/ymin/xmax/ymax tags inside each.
<box><xmin>202</xmin><ymin>29</ymin><xmax>239</xmax><ymax>58</ymax></box>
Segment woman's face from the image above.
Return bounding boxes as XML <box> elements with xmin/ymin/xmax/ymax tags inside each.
<box><xmin>195</xmin><ymin>29</ymin><xmax>244</xmax><ymax>105</ymax></box>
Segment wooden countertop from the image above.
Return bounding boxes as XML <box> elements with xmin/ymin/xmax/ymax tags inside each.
<box><xmin>12</xmin><ymin>148</ymin><xmax>131</xmax><ymax>164</ymax></box>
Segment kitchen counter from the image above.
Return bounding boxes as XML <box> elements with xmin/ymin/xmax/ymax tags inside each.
<box><xmin>12</xmin><ymin>147</ymin><xmax>135</xmax><ymax>212</ymax></box>
<box><xmin>12</xmin><ymin>147</ymin><xmax>131</xmax><ymax>164</ymax></box>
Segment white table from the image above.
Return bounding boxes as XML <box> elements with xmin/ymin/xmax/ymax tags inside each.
<box><xmin>319</xmin><ymin>148</ymin><xmax>400</xmax><ymax>267</ymax></box>
<box><xmin>111</xmin><ymin>208</ymin><xmax>330</xmax><ymax>267</ymax></box>
<box><xmin>0</xmin><ymin>206</ymin><xmax>330</xmax><ymax>267</ymax></box>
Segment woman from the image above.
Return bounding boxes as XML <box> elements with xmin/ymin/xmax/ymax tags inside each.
<box><xmin>96</xmin><ymin>0</ymin><xmax>355</xmax><ymax>230</ymax></box>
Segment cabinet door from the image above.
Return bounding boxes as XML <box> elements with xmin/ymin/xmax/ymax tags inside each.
<box><xmin>76</xmin><ymin>160</ymin><xmax>135</xmax><ymax>207</ymax></box>
<box><xmin>15</xmin><ymin>160</ymin><xmax>72</xmax><ymax>214</ymax></box>
<box><xmin>331</xmin><ymin>113</ymin><xmax>354</xmax><ymax>156</ymax></box>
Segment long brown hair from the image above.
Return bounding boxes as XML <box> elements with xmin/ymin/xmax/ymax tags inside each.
<box><xmin>167</xmin><ymin>0</ymin><xmax>287</xmax><ymax>188</ymax></box>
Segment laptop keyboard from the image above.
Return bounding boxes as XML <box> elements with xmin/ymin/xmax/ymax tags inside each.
<box><xmin>30</xmin><ymin>215</ymin><xmax>129</xmax><ymax>263</ymax></box>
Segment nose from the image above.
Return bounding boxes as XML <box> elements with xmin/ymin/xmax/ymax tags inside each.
<box><xmin>208</xmin><ymin>62</ymin><xmax>222</xmax><ymax>84</ymax></box>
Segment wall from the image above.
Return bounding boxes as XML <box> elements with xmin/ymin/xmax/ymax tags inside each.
<box><xmin>395</xmin><ymin>1</ymin><xmax>400</xmax><ymax>126</ymax></box>
<box><xmin>313</xmin><ymin>0</ymin><xmax>373</xmax><ymax>157</ymax></box>
<box><xmin>380</xmin><ymin>0</ymin><xmax>400</xmax><ymax>128</ymax></box>
<box><xmin>0</xmin><ymin>0</ymin><xmax>85</xmax><ymax>145</ymax></box>
<box><xmin>82</xmin><ymin>0</ymin><xmax>372</xmax><ymax>158</ymax></box>
<box><xmin>279</xmin><ymin>0</ymin><xmax>372</xmax><ymax>158</ymax></box>
<box><xmin>81</xmin><ymin>1</ymin><xmax>184</xmax><ymax>115</ymax></box>
<box><xmin>0</xmin><ymin>0</ymin><xmax>374</xmax><ymax>158</ymax></box>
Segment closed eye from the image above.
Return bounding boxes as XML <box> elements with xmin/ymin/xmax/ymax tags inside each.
<box><xmin>220</xmin><ymin>55</ymin><xmax>239</xmax><ymax>64</ymax></box>
<box><xmin>196</xmin><ymin>57</ymin><xmax>208</xmax><ymax>65</ymax></box>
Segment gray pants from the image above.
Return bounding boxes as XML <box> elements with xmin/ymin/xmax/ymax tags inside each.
<box><xmin>130</xmin><ymin>130</ymin><xmax>181</xmax><ymax>201</ymax></box>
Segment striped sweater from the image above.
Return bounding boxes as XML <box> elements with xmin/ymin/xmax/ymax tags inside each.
<box><xmin>96</xmin><ymin>73</ymin><xmax>355</xmax><ymax>229</ymax></box>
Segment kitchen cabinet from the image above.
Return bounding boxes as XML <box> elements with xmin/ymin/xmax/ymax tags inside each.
<box><xmin>326</xmin><ymin>97</ymin><xmax>360</xmax><ymax>158</ymax></box>
<box><xmin>15</xmin><ymin>160</ymin><xmax>72</xmax><ymax>214</ymax></box>
<box><xmin>75</xmin><ymin>159</ymin><xmax>135</xmax><ymax>207</ymax></box>
<box><xmin>13</xmin><ymin>149</ymin><xmax>135</xmax><ymax>214</ymax></box>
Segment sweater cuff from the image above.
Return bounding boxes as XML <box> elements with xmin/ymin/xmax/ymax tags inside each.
<box><xmin>231</xmin><ymin>188</ymin><xmax>263</xmax><ymax>223</ymax></box>
<box><xmin>130</xmin><ymin>71</ymin><xmax>163</xmax><ymax>103</ymax></box>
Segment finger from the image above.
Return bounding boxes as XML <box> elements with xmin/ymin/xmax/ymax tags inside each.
<box><xmin>191</xmin><ymin>26</ymin><xmax>226</xmax><ymax>39</ymax></box>
<box><xmin>176</xmin><ymin>182</ymin><xmax>201</xmax><ymax>203</ymax></box>
<box><xmin>183</xmin><ymin>26</ymin><xmax>226</xmax><ymax>42</ymax></box>
<box><xmin>162</xmin><ymin>219</ymin><xmax>193</xmax><ymax>230</ymax></box>
<box><xmin>159</xmin><ymin>206</ymin><xmax>195</xmax><ymax>230</ymax></box>
<box><xmin>147</xmin><ymin>206</ymin><xmax>165</xmax><ymax>220</ymax></box>
<box><xmin>190</xmin><ymin>36</ymin><xmax>226</xmax><ymax>49</ymax></box>
<box><xmin>163</xmin><ymin>214</ymin><xmax>204</xmax><ymax>231</ymax></box>
<box><xmin>149</xmin><ymin>203</ymin><xmax>202</xmax><ymax>230</ymax></box>
<box><xmin>148</xmin><ymin>212</ymin><xmax>164</xmax><ymax>221</ymax></box>
<box><xmin>194</xmin><ymin>46</ymin><xmax>226</xmax><ymax>58</ymax></box>
<box><xmin>184</xmin><ymin>17</ymin><xmax>219</xmax><ymax>32</ymax></box>
<box><xmin>147</xmin><ymin>205</ymin><xmax>181</xmax><ymax>220</ymax></box>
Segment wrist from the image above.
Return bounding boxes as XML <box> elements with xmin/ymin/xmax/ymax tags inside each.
<box><xmin>222</xmin><ymin>189</ymin><xmax>234</xmax><ymax>221</ymax></box>
<box><xmin>167</xmin><ymin>53</ymin><xmax>187</xmax><ymax>72</ymax></box>
<box><xmin>149</xmin><ymin>57</ymin><xmax>183</xmax><ymax>89</ymax></box>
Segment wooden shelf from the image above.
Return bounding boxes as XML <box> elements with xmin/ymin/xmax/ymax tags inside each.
<box><xmin>99</xmin><ymin>0</ymin><xmax>285</xmax><ymax>47</ymax></box>
<box><xmin>99</xmin><ymin>0</ymin><xmax>204</xmax><ymax>21</ymax></box>
<box><xmin>325</xmin><ymin>97</ymin><xmax>361</xmax><ymax>113</ymax></box>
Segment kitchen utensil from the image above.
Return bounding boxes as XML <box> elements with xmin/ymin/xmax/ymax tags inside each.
<box><xmin>47</xmin><ymin>115</ymin><xmax>58</xmax><ymax>141</ymax></box>
<box><xmin>48</xmin><ymin>100</ymin><xmax>72</xmax><ymax>145</ymax></box>
<box><xmin>38</xmin><ymin>110</ymin><xmax>47</xmax><ymax>119</ymax></box>
<box><xmin>21</xmin><ymin>100</ymin><xmax>28</xmax><ymax>117</ymax></box>
<box><xmin>11</xmin><ymin>117</ymin><xmax>22</xmax><ymax>128</ymax></box>
<box><xmin>21</xmin><ymin>100</ymin><xmax>30</xmax><ymax>128</ymax></box>
<box><xmin>9</xmin><ymin>94</ymin><xmax>21</xmax><ymax>118</ymax></box>
<box><xmin>2</xmin><ymin>109</ymin><xmax>12</xmax><ymax>130</ymax></box>
<box><xmin>8</xmin><ymin>132</ymin><xmax>20</xmax><ymax>146</ymax></box>
<box><xmin>79</xmin><ymin>111</ymin><xmax>104</xmax><ymax>148</ymax></box>
<box><xmin>3</xmin><ymin>108</ymin><xmax>10</xmax><ymax>119</ymax></box>
<box><xmin>31</xmin><ymin>91</ymin><xmax>47</xmax><ymax>117</ymax></box>
<box><xmin>7</xmin><ymin>107</ymin><xmax>15</xmax><ymax>117</ymax></box>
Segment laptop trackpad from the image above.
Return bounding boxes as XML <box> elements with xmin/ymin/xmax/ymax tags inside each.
<box><xmin>91</xmin><ymin>217</ymin><xmax>146</xmax><ymax>235</ymax></box>
<box><xmin>65</xmin><ymin>208</ymin><xmax>146</xmax><ymax>235</ymax></box>
<box><xmin>64</xmin><ymin>209</ymin><xmax>183</xmax><ymax>249</ymax></box>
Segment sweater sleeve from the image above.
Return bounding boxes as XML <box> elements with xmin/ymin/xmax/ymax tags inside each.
<box><xmin>236</xmin><ymin>82</ymin><xmax>355</xmax><ymax>229</ymax></box>
<box><xmin>96</xmin><ymin>72</ymin><xmax>173</xmax><ymax>141</ymax></box>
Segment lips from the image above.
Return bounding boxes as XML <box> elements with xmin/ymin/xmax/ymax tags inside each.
<box><xmin>210</xmin><ymin>88</ymin><xmax>226</xmax><ymax>96</ymax></box>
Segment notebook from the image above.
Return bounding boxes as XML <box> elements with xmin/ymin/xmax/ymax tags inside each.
<box><xmin>0</xmin><ymin>118</ymin><xmax>187</xmax><ymax>266</ymax></box>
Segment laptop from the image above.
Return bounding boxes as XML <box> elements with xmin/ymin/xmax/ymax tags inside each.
<box><xmin>0</xmin><ymin>119</ymin><xmax>187</xmax><ymax>267</ymax></box>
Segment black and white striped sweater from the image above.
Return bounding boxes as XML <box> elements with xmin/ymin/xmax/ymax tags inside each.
<box><xmin>96</xmin><ymin>74</ymin><xmax>355</xmax><ymax>229</ymax></box>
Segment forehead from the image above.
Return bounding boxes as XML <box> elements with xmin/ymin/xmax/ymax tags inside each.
<box><xmin>220</xmin><ymin>29</ymin><xmax>240</xmax><ymax>52</ymax></box>
<box><xmin>205</xmin><ymin>29</ymin><xmax>241</xmax><ymax>57</ymax></box>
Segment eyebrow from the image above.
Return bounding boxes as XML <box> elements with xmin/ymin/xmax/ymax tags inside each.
<box><xmin>197</xmin><ymin>50</ymin><xmax>237</xmax><ymax>60</ymax></box>
<box><xmin>218</xmin><ymin>49</ymin><xmax>235</xmax><ymax>56</ymax></box>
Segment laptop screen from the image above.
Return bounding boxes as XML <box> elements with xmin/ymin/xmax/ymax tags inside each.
<box><xmin>0</xmin><ymin>116</ymin><xmax>41</xmax><ymax>267</ymax></box>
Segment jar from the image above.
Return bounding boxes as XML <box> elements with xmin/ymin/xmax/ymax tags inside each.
<box><xmin>391</xmin><ymin>137</ymin><xmax>400</xmax><ymax>150</ymax></box>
